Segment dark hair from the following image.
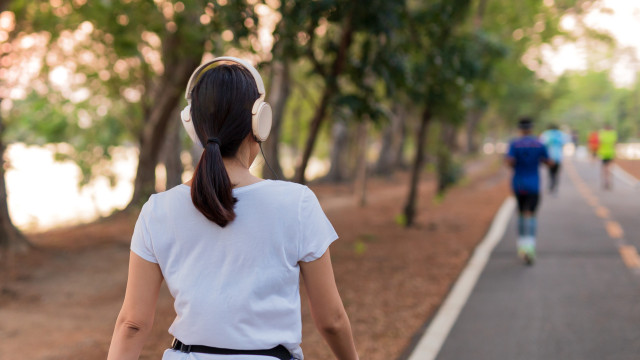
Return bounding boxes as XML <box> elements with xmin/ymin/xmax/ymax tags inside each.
<box><xmin>518</xmin><ymin>116</ymin><xmax>533</xmax><ymax>130</ymax></box>
<box><xmin>189</xmin><ymin>64</ymin><xmax>259</xmax><ymax>227</ymax></box>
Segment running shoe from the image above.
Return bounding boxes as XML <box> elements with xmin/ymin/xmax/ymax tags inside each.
<box><xmin>517</xmin><ymin>237</ymin><xmax>527</xmax><ymax>259</ymax></box>
<box><xmin>522</xmin><ymin>241</ymin><xmax>536</xmax><ymax>266</ymax></box>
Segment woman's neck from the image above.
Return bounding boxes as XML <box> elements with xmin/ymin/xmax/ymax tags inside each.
<box><xmin>223</xmin><ymin>158</ymin><xmax>263</xmax><ymax>188</ymax></box>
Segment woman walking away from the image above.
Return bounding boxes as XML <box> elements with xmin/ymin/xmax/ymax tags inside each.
<box><xmin>107</xmin><ymin>57</ymin><xmax>359</xmax><ymax>360</ymax></box>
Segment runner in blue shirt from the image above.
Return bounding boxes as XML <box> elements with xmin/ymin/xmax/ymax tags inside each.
<box><xmin>506</xmin><ymin>117</ymin><xmax>553</xmax><ymax>265</ymax></box>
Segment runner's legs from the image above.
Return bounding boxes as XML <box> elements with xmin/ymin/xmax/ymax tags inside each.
<box><xmin>549</xmin><ymin>163</ymin><xmax>561</xmax><ymax>193</ymax></box>
<box><xmin>602</xmin><ymin>158</ymin><xmax>613</xmax><ymax>189</ymax></box>
<box><xmin>515</xmin><ymin>194</ymin><xmax>540</xmax><ymax>264</ymax></box>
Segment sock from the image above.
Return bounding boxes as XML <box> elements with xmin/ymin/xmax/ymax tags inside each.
<box><xmin>528</xmin><ymin>217</ymin><xmax>537</xmax><ymax>244</ymax></box>
<box><xmin>518</xmin><ymin>215</ymin><xmax>526</xmax><ymax>237</ymax></box>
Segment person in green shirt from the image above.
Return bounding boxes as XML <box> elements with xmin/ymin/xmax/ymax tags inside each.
<box><xmin>598</xmin><ymin>124</ymin><xmax>617</xmax><ymax>190</ymax></box>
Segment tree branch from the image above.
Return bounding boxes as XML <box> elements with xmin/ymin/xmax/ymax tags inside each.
<box><xmin>306</xmin><ymin>24</ymin><xmax>327</xmax><ymax>78</ymax></box>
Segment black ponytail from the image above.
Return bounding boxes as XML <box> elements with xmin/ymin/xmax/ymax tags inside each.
<box><xmin>188</xmin><ymin>64</ymin><xmax>259</xmax><ymax>227</ymax></box>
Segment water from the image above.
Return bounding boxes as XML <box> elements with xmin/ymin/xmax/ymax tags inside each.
<box><xmin>5</xmin><ymin>143</ymin><xmax>137</xmax><ymax>231</ymax></box>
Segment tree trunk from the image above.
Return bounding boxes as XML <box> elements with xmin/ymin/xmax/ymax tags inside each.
<box><xmin>261</xmin><ymin>58</ymin><xmax>290</xmax><ymax>179</ymax></box>
<box><xmin>0</xmin><ymin>99</ymin><xmax>29</xmax><ymax>256</ymax></box>
<box><xmin>126</xmin><ymin>8</ymin><xmax>205</xmax><ymax>210</ymax></box>
<box><xmin>324</xmin><ymin>119</ymin><xmax>350</xmax><ymax>182</ymax></box>
<box><xmin>126</xmin><ymin>58</ymin><xmax>199</xmax><ymax>209</ymax></box>
<box><xmin>126</xmin><ymin>51</ymin><xmax>203</xmax><ymax>210</ymax></box>
<box><xmin>437</xmin><ymin>122</ymin><xmax>458</xmax><ymax>195</ymax></box>
<box><xmin>394</xmin><ymin>109</ymin><xmax>408</xmax><ymax>170</ymax></box>
<box><xmin>354</xmin><ymin>121</ymin><xmax>369</xmax><ymax>207</ymax></box>
<box><xmin>0</xmin><ymin>3</ymin><xmax>28</xmax><ymax>260</ymax></box>
<box><xmin>374</xmin><ymin>104</ymin><xmax>406</xmax><ymax>175</ymax></box>
<box><xmin>465</xmin><ymin>109</ymin><xmax>482</xmax><ymax>153</ymax></box>
<box><xmin>403</xmin><ymin>107</ymin><xmax>432</xmax><ymax>227</ymax></box>
<box><xmin>293</xmin><ymin>90</ymin><xmax>332</xmax><ymax>184</ymax></box>
<box><xmin>162</xmin><ymin>104</ymin><xmax>184</xmax><ymax>190</ymax></box>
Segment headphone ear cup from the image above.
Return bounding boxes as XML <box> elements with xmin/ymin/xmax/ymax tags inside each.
<box><xmin>252</xmin><ymin>102</ymin><xmax>272</xmax><ymax>142</ymax></box>
<box><xmin>180</xmin><ymin>105</ymin><xmax>202</xmax><ymax>147</ymax></box>
<box><xmin>180</xmin><ymin>105</ymin><xmax>191</xmax><ymax>122</ymax></box>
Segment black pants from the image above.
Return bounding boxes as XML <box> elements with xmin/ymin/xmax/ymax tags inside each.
<box><xmin>549</xmin><ymin>162</ymin><xmax>561</xmax><ymax>192</ymax></box>
<box><xmin>516</xmin><ymin>193</ymin><xmax>539</xmax><ymax>213</ymax></box>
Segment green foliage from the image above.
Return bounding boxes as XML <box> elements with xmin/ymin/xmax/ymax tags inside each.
<box><xmin>394</xmin><ymin>213</ymin><xmax>407</xmax><ymax>227</ymax></box>
<box><xmin>539</xmin><ymin>70</ymin><xmax>640</xmax><ymax>141</ymax></box>
<box><xmin>8</xmin><ymin>0</ymin><xmax>260</xmax><ymax>187</ymax></box>
<box><xmin>4</xmin><ymin>0</ymin><xmax>628</xmax><ymax>197</ymax></box>
<box><xmin>471</xmin><ymin>0</ymin><xmax>605</xmax><ymax>137</ymax></box>
<box><xmin>353</xmin><ymin>240</ymin><xmax>367</xmax><ymax>255</ymax></box>
<box><xmin>436</xmin><ymin>149</ymin><xmax>464</xmax><ymax>193</ymax></box>
<box><xmin>274</xmin><ymin>0</ymin><xmax>408</xmax><ymax>126</ymax></box>
<box><xmin>358</xmin><ymin>233</ymin><xmax>378</xmax><ymax>243</ymax></box>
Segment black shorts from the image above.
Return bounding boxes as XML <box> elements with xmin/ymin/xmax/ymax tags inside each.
<box><xmin>516</xmin><ymin>193</ymin><xmax>539</xmax><ymax>213</ymax></box>
<box><xmin>602</xmin><ymin>158</ymin><xmax>613</xmax><ymax>165</ymax></box>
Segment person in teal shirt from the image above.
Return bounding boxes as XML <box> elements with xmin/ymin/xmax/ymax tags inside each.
<box><xmin>540</xmin><ymin>124</ymin><xmax>570</xmax><ymax>194</ymax></box>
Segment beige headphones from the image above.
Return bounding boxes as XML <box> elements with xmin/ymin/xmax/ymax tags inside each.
<box><xmin>180</xmin><ymin>56</ymin><xmax>272</xmax><ymax>147</ymax></box>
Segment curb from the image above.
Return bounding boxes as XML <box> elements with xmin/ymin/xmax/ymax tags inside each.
<box><xmin>405</xmin><ymin>196</ymin><xmax>515</xmax><ymax>360</ymax></box>
<box><xmin>612</xmin><ymin>164</ymin><xmax>640</xmax><ymax>188</ymax></box>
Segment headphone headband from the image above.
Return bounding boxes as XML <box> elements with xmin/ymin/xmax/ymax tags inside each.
<box><xmin>184</xmin><ymin>57</ymin><xmax>266</xmax><ymax>103</ymax></box>
<box><xmin>181</xmin><ymin>56</ymin><xmax>272</xmax><ymax>145</ymax></box>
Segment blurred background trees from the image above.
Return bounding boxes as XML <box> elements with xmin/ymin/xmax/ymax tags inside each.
<box><xmin>1</xmin><ymin>0</ymin><xmax>639</xmax><ymax>251</ymax></box>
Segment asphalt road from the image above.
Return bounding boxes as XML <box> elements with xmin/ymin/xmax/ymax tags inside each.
<box><xmin>436</xmin><ymin>156</ymin><xmax>640</xmax><ymax>360</ymax></box>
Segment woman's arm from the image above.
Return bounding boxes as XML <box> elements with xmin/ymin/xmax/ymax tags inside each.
<box><xmin>300</xmin><ymin>249</ymin><xmax>359</xmax><ymax>360</ymax></box>
<box><xmin>107</xmin><ymin>251</ymin><xmax>164</xmax><ymax>360</ymax></box>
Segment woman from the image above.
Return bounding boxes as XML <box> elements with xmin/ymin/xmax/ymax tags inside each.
<box><xmin>107</xmin><ymin>57</ymin><xmax>359</xmax><ymax>360</ymax></box>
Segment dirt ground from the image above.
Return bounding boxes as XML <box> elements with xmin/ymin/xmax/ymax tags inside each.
<box><xmin>617</xmin><ymin>159</ymin><xmax>640</xmax><ymax>180</ymax></box>
<box><xmin>0</xmin><ymin>155</ymin><xmax>509</xmax><ymax>360</ymax></box>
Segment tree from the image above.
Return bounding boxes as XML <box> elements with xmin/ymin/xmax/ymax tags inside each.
<box><xmin>401</xmin><ymin>0</ymin><xmax>475</xmax><ymax>227</ymax></box>
<box><xmin>290</xmin><ymin>1</ymin><xmax>357</xmax><ymax>184</ymax></box>
<box><xmin>0</xmin><ymin>100</ymin><xmax>29</xmax><ymax>254</ymax></box>
<box><xmin>9</xmin><ymin>0</ymin><xmax>261</xmax><ymax>210</ymax></box>
<box><xmin>373</xmin><ymin>103</ymin><xmax>408</xmax><ymax>175</ymax></box>
<box><xmin>0</xmin><ymin>7</ymin><xmax>29</xmax><ymax>255</ymax></box>
<box><xmin>260</xmin><ymin>50</ymin><xmax>290</xmax><ymax>180</ymax></box>
<box><xmin>273</xmin><ymin>0</ymin><xmax>404</xmax><ymax>184</ymax></box>
<box><xmin>476</xmin><ymin>0</ymin><xmax>607</xmax><ymax>137</ymax></box>
<box><xmin>400</xmin><ymin>0</ymin><xmax>603</xmax><ymax>226</ymax></box>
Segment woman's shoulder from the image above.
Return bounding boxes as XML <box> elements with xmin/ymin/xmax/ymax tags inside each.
<box><xmin>250</xmin><ymin>180</ymin><xmax>320</xmax><ymax>206</ymax></box>
<box><xmin>138</xmin><ymin>184</ymin><xmax>191</xmax><ymax>218</ymax></box>
<box><xmin>151</xmin><ymin>183</ymin><xmax>190</xmax><ymax>202</ymax></box>
<box><xmin>264</xmin><ymin>179</ymin><xmax>307</xmax><ymax>191</ymax></box>
<box><xmin>253</xmin><ymin>180</ymin><xmax>310</xmax><ymax>199</ymax></box>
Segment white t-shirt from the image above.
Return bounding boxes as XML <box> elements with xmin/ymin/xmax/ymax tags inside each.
<box><xmin>130</xmin><ymin>180</ymin><xmax>338</xmax><ymax>360</ymax></box>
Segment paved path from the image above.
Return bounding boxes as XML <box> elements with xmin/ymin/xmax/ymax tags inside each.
<box><xmin>435</xmin><ymin>157</ymin><xmax>640</xmax><ymax>360</ymax></box>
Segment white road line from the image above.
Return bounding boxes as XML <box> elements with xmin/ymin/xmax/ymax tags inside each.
<box><xmin>407</xmin><ymin>196</ymin><xmax>515</xmax><ymax>360</ymax></box>
<box><xmin>612</xmin><ymin>164</ymin><xmax>640</xmax><ymax>188</ymax></box>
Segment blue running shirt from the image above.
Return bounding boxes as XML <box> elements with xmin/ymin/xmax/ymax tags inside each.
<box><xmin>506</xmin><ymin>136</ymin><xmax>549</xmax><ymax>194</ymax></box>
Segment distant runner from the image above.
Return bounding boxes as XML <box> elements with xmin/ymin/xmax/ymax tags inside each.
<box><xmin>540</xmin><ymin>124</ymin><xmax>569</xmax><ymax>194</ymax></box>
<box><xmin>587</xmin><ymin>131</ymin><xmax>599</xmax><ymax>161</ymax></box>
<box><xmin>598</xmin><ymin>124</ymin><xmax>618</xmax><ymax>190</ymax></box>
<box><xmin>506</xmin><ymin>117</ymin><xmax>552</xmax><ymax>265</ymax></box>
